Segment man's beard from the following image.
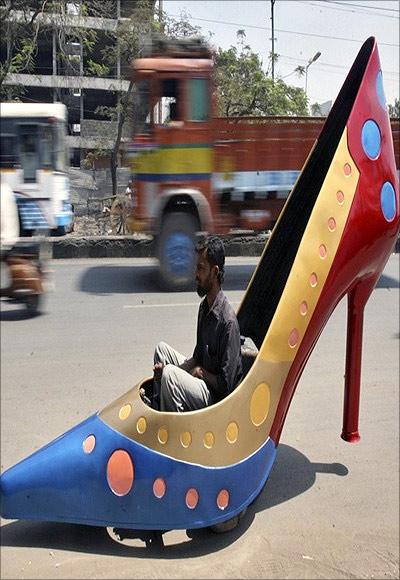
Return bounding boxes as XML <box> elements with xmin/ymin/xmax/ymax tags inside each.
<box><xmin>196</xmin><ymin>280</ymin><xmax>211</xmax><ymax>297</ymax></box>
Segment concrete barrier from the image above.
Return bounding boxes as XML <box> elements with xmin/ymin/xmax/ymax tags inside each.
<box><xmin>47</xmin><ymin>233</ymin><xmax>272</xmax><ymax>259</ymax></box>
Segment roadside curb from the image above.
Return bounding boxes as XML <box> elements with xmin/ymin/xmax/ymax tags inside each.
<box><xmin>48</xmin><ymin>234</ymin><xmax>271</xmax><ymax>259</ymax></box>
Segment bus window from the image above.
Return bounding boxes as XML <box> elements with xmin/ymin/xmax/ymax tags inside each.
<box><xmin>0</xmin><ymin>134</ymin><xmax>17</xmax><ymax>168</ymax></box>
<box><xmin>188</xmin><ymin>78</ymin><xmax>209</xmax><ymax>121</ymax></box>
<box><xmin>53</xmin><ymin>121</ymin><xmax>67</xmax><ymax>171</ymax></box>
<box><xmin>40</xmin><ymin>125</ymin><xmax>53</xmax><ymax>168</ymax></box>
<box><xmin>133</xmin><ymin>80</ymin><xmax>151</xmax><ymax>135</ymax></box>
<box><xmin>19</xmin><ymin>125</ymin><xmax>39</xmax><ymax>183</ymax></box>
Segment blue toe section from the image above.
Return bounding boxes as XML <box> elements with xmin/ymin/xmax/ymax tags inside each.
<box><xmin>1</xmin><ymin>414</ymin><xmax>276</xmax><ymax>529</ymax></box>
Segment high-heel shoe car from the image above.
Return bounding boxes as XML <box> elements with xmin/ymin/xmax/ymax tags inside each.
<box><xmin>1</xmin><ymin>37</ymin><xmax>398</xmax><ymax>533</ymax></box>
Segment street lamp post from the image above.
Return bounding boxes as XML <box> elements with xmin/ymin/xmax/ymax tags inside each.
<box><xmin>305</xmin><ymin>51</ymin><xmax>321</xmax><ymax>97</ymax></box>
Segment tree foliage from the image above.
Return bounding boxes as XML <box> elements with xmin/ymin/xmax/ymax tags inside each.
<box><xmin>214</xmin><ymin>32</ymin><xmax>308</xmax><ymax>117</ymax></box>
<box><xmin>388</xmin><ymin>98</ymin><xmax>399</xmax><ymax>119</ymax></box>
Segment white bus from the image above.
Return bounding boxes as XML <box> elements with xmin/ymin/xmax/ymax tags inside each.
<box><xmin>0</xmin><ymin>102</ymin><xmax>73</xmax><ymax>235</ymax></box>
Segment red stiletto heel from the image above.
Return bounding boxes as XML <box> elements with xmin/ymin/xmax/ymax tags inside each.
<box><xmin>341</xmin><ymin>276</ymin><xmax>378</xmax><ymax>442</ymax></box>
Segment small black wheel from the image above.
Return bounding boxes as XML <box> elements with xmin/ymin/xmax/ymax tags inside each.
<box><xmin>25</xmin><ymin>294</ymin><xmax>40</xmax><ymax>316</ymax></box>
<box><xmin>209</xmin><ymin>507</ymin><xmax>247</xmax><ymax>534</ymax></box>
<box><xmin>157</xmin><ymin>212</ymin><xmax>198</xmax><ymax>292</ymax></box>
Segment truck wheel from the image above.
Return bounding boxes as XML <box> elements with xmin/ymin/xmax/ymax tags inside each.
<box><xmin>157</xmin><ymin>212</ymin><xmax>198</xmax><ymax>292</ymax></box>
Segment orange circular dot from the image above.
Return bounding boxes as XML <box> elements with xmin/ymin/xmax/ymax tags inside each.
<box><xmin>217</xmin><ymin>489</ymin><xmax>230</xmax><ymax>510</ymax></box>
<box><xmin>309</xmin><ymin>272</ymin><xmax>318</xmax><ymax>287</ymax></box>
<box><xmin>288</xmin><ymin>328</ymin><xmax>300</xmax><ymax>348</ymax></box>
<box><xmin>83</xmin><ymin>434</ymin><xmax>96</xmax><ymax>454</ymax></box>
<box><xmin>344</xmin><ymin>163</ymin><xmax>352</xmax><ymax>176</ymax></box>
<box><xmin>336</xmin><ymin>191</ymin><xmax>345</xmax><ymax>204</ymax></box>
<box><xmin>185</xmin><ymin>488</ymin><xmax>199</xmax><ymax>509</ymax></box>
<box><xmin>153</xmin><ymin>478</ymin><xmax>166</xmax><ymax>499</ymax></box>
<box><xmin>300</xmin><ymin>301</ymin><xmax>308</xmax><ymax>316</ymax></box>
<box><xmin>107</xmin><ymin>450</ymin><xmax>134</xmax><ymax>496</ymax></box>
<box><xmin>328</xmin><ymin>217</ymin><xmax>336</xmax><ymax>232</ymax></box>
<box><xmin>319</xmin><ymin>244</ymin><xmax>327</xmax><ymax>259</ymax></box>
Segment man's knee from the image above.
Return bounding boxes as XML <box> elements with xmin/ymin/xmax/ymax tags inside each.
<box><xmin>154</xmin><ymin>341</ymin><xmax>170</xmax><ymax>364</ymax></box>
<box><xmin>161</xmin><ymin>365</ymin><xmax>184</xmax><ymax>411</ymax></box>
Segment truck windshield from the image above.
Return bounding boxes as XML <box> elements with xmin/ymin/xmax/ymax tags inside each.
<box><xmin>133</xmin><ymin>80</ymin><xmax>151</xmax><ymax>135</ymax></box>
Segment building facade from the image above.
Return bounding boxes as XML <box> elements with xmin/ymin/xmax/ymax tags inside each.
<box><xmin>1</xmin><ymin>0</ymin><xmax>152</xmax><ymax>168</ymax></box>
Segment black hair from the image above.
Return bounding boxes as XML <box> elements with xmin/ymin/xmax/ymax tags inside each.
<box><xmin>196</xmin><ymin>236</ymin><xmax>225</xmax><ymax>285</ymax></box>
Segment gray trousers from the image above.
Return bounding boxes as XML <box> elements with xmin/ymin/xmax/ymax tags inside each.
<box><xmin>153</xmin><ymin>341</ymin><xmax>213</xmax><ymax>412</ymax></box>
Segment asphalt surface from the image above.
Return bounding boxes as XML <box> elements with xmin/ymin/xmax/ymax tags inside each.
<box><xmin>0</xmin><ymin>255</ymin><xmax>399</xmax><ymax>579</ymax></box>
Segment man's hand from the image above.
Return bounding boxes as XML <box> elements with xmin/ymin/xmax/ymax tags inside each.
<box><xmin>153</xmin><ymin>362</ymin><xmax>164</xmax><ymax>381</ymax></box>
<box><xmin>190</xmin><ymin>366</ymin><xmax>204</xmax><ymax>379</ymax></box>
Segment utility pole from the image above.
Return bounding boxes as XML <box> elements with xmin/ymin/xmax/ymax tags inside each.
<box><xmin>270</xmin><ymin>0</ymin><xmax>276</xmax><ymax>82</ymax></box>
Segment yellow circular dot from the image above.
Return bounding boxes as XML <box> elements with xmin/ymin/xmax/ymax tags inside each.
<box><xmin>203</xmin><ymin>431</ymin><xmax>215</xmax><ymax>448</ymax></box>
<box><xmin>226</xmin><ymin>422</ymin><xmax>238</xmax><ymax>444</ymax></box>
<box><xmin>180</xmin><ymin>431</ymin><xmax>192</xmax><ymax>448</ymax></box>
<box><xmin>136</xmin><ymin>417</ymin><xmax>147</xmax><ymax>434</ymax></box>
<box><xmin>250</xmin><ymin>383</ymin><xmax>271</xmax><ymax>426</ymax></box>
<box><xmin>158</xmin><ymin>426</ymin><xmax>168</xmax><ymax>445</ymax></box>
<box><xmin>119</xmin><ymin>404</ymin><xmax>131</xmax><ymax>421</ymax></box>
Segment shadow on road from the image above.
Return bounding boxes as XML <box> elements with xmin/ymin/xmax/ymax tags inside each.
<box><xmin>0</xmin><ymin>301</ymin><xmax>45</xmax><ymax>322</ymax></box>
<box><xmin>0</xmin><ymin>444</ymin><xmax>347</xmax><ymax>557</ymax></box>
<box><xmin>77</xmin><ymin>263</ymin><xmax>398</xmax><ymax>296</ymax></box>
<box><xmin>78</xmin><ymin>263</ymin><xmax>256</xmax><ymax>295</ymax></box>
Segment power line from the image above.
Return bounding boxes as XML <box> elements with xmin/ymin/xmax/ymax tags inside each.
<box><xmin>167</xmin><ymin>12</ymin><xmax>399</xmax><ymax>48</ymax></box>
<box><xmin>322</xmin><ymin>0</ymin><xmax>399</xmax><ymax>13</ymax></box>
<box><xmin>300</xmin><ymin>0</ymin><xmax>399</xmax><ymax>18</ymax></box>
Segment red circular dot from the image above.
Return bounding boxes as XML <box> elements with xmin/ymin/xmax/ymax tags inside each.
<box><xmin>107</xmin><ymin>450</ymin><xmax>134</xmax><ymax>496</ymax></box>
<box><xmin>344</xmin><ymin>163</ymin><xmax>352</xmax><ymax>176</ymax></box>
<box><xmin>300</xmin><ymin>301</ymin><xmax>308</xmax><ymax>316</ymax></box>
<box><xmin>319</xmin><ymin>244</ymin><xmax>327</xmax><ymax>259</ymax></box>
<box><xmin>153</xmin><ymin>478</ymin><xmax>166</xmax><ymax>499</ymax></box>
<box><xmin>336</xmin><ymin>191</ymin><xmax>344</xmax><ymax>204</ymax></box>
<box><xmin>309</xmin><ymin>272</ymin><xmax>318</xmax><ymax>287</ymax></box>
<box><xmin>83</xmin><ymin>435</ymin><xmax>96</xmax><ymax>454</ymax></box>
<box><xmin>288</xmin><ymin>328</ymin><xmax>300</xmax><ymax>348</ymax></box>
<box><xmin>185</xmin><ymin>488</ymin><xmax>199</xmax><ymax>509</ymax></box>
<box><xmin>217</xmin><ymin>489</ymin><xmax>230</xmax><ymax>510</ymax></box>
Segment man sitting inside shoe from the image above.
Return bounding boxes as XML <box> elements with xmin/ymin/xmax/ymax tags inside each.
<box><xmin>153</xmin><ymin>236</ymin><xmax>242</xmax><ymax>412</ymax></box>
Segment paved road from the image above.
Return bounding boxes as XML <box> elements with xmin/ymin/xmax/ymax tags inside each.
<box><xmin>1</xmin><ymin>256</ymin><xmax>399</xmax><ymax>579</ymax></box>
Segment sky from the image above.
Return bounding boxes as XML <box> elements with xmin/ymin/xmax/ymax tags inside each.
<box><xmin>162</xmin><ymin>0</ymin><xmax>399</xmax><ymax>110</ymax></box>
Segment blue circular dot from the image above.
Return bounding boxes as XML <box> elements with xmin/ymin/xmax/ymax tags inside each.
<box><xmin>361</xmin><ymin>120</ymin><xmax>381</xmax><ymax>159</ymax></box>
<box><xmin>376</xmin><ymin>71</ymin><xmax>387</xmax><ymax>110</ymax></box>
<box><xmin>380</xmin><ymin>182</ymin><xmax>397</xmax><ymax>222</ymax></box>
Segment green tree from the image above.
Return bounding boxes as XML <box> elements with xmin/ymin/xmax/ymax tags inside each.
<box><xmin>0</xmin><ymin>0</ymin><xmax>117</xmax><ymax>99</ymax></box>
<box><xmin>214</xmin><ymin>32</ymin><xmax>308</xmax><ymax>117</ymax></box>
<box><xmin>388</xmin><ymin>98</ymin><xmax>399</xmax><ymax>118</ymax></box>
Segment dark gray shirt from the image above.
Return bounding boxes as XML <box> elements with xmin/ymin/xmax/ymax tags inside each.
<box><xmin>193</xmin><ymin>290</ymin><xmax>242</xmax><ymax>401</ymax></box>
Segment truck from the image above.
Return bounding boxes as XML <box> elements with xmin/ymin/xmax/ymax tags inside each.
<box><xmin>116</xmin><ymin>37</ymin><xmax>399</xmax><ymax>291</ymax></box>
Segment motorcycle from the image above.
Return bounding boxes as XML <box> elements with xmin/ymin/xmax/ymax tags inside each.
<box><xmin>0</xmin><ymin>240</ymin><xmax>48</xmax><ymax>316</ymax></box>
